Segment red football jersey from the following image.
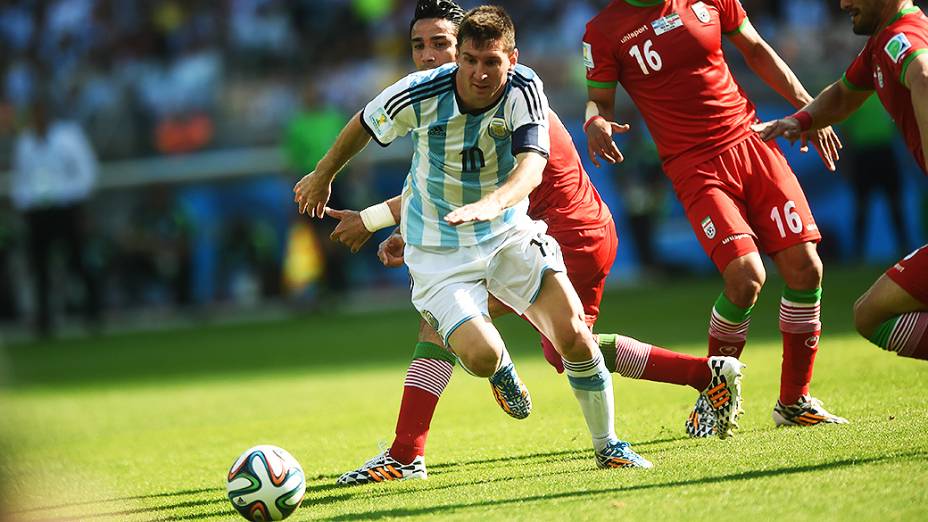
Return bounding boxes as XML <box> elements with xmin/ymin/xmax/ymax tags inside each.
<box><xmin>584</xmin><ymin>0</ymin><xmax>756</xmax><ymax>170</ymax></box>
<box><xmin>529</xmin><ymin>110</ymin><xmax>612</xmax><ymax>233</ymax></box>
<box><xmin>844</xmin><ymin>7</ymin><xmax>928</xmax><ymax>173</ymax></box>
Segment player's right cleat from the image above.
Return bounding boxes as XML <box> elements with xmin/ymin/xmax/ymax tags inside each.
<box><xmin>685</xmin><ymin>356</ymin><xmax>745</xmax><ymax>439</ymax></box>
<box><xmin>489</xmin><ymin>363</ymin><xmax>532</xmax><ymax>420</ymax></box>
<box><xmin>685</xmin><ymin>393</ymin><xmax>717</xmax><ymax>439</ymax></box>
<box><xmin>772</xmin><ymin>395</ymin><xmax>849</xmax><ymax>427</ymax></box>
<box><xmin>595</xmin><ymin>440</ymin><xmax>653</xmax><ymax>469</ymax></box>
<box><xmin>336</xmin><ymin>450</ymin><xmax>427</xmax><ymax>486</ymax></box>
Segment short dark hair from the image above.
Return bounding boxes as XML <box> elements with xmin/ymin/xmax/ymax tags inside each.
<box><xmin>409</xmin><ymin>0</ymin><xmax>466</xmax><ymax>34</ymax></box>
<box><xmin>458</xmin><ymin>6</ymin><xmax>515</xmax><ymax>52</ymax></box>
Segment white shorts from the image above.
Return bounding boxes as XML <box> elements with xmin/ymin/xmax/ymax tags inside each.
<box><xmin>406</xmin><ymin>220</ymin><xmax>566</xmax><ymax>343</ymax></box>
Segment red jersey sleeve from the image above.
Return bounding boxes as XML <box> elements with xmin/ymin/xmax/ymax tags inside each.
<box><xmin>882</xmin><ymin>27</ymin><xmax>928</xmax><ymax>88</ymax></box>
<box><xmin>843</xmin><ymin>46</ymin><xmax>875</xmax><ymax>91</ymax></box>
<box><xmin>583</xmin><ymin>23</ymin><xmax>620</xmax><ymax>88</ymax></box>
<box><xmin>713</xmin><ymin>0</ymin><xmax>748</xmax><ymax>34</ymax></box>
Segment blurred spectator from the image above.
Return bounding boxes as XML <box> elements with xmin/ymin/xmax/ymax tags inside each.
<box><xmin>114</xmin><ymin>184</ymin><xmax>192</xmax><ymax>307</ymax></box>
<box><xmin>842</xmin><ymin>95</ymin><xmax>909</xmax><ymax>260</ymax></box>
<box><xmin>10</xmin><ymin>97</ymin><xmax>101</xmax><ymax>337</ymax></box>
<box><xmin>282</xmin><ymin>82</ymin><xmax>350</xmax><ymax>300</ymax></box>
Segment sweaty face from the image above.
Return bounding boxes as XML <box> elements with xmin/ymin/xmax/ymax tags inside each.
<box><xmin>455</xmin><ymin>39</ymin><xmax>517</xmax><ymax>111</ymax></box>
<box><xmin>411</xmin><ymin>18</ymin><xmax>458</xmax><ymax>71</ymax></box>
<box><xmin>840</xmin><ymin>0</ymin><xmax>883</xmax><ymax>35</ymax></box>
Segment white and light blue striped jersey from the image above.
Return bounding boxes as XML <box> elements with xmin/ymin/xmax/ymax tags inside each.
<box><xmin>360</xmin><ymin>62</ymin><xmax>550</xmax><ymax>247</ymax></box>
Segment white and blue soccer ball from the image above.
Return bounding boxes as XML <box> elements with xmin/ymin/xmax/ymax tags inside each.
<box><xmin>227</xmin><ymin>445</ymin><xmax>306</xmax><ymax>521</ymax></box>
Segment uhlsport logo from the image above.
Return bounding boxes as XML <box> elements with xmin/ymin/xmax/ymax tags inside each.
<box><xmin>805</xmin><ymin>335</ymin><xmax>820</xmax><ymax>349</ymax></box>
<box><xmin>875</xmin><ymin>65</ymin><xmax>885</xmax><ymax>89</ymax></box>
<box><xmin>701</xmin><ymin>216</ymin><xmax>716</xmax><ymax>239</ymax></box>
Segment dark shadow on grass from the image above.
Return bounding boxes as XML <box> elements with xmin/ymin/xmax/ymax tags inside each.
<box><xmin>12</xmin><ymin>487</ymin><xmax>221</xmax><ymax>515</ymax></box>
<box><xmin>32</xmin><ymin>497</ymin><xmax>228</xmax><ymax>521</ymax></box>
<box><xmin>326</xmin><ymin>451</ymin><xmax>928</xmax><ymax>520</ymax></box>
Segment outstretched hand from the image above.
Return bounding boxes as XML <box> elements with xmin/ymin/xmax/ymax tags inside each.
<box><xmin>293</xmin><ymin>171</ymin><xmax>332</xmax><ymax>218</ymax></box>
<box><xmin>326</xmin><ymin>208</ymin><xmax>372</xmax><ymax>253</ymax></box>
<box><xmin>752</xmin><ymin>119</ymin><xmax>842</xmax><ymax>172</ymax></box>
<box><xmin>377</xmin><ymin>231</ymin><xmax>405</xmax><ymax>268</ymax></box>
<box><xmin>584</xmin><ymin>117</ymin><xmax>630</xmax><ymax>168</ymax></box>
<box><xmin>444</xmin><ymin>198</ymin><xmax>503</xmax><ymax>226</ymax></box>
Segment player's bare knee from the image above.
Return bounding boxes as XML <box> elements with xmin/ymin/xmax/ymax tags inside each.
<box><xmin>456</xmin><ymin>348</ymin><xmax>500</xmax><ymax>377</ymax></box>
<box><xmin>723</xmin><ymin>257</ymin><xmax>765</xmax><ymax>307</ymax></box>
<box><xmin>553</xmin><ymin>322</ymin><xmax>596</xmax><ymax>360</ymax></box>
<box><xmin>785</xmin><ymin>252</ymin><xmax>823</xmax><ymax>290</ymax></box>
<box><xmin>853</xmin><ymin>293</ymin><xmax>877</xmax><ymax>339</ymax></box>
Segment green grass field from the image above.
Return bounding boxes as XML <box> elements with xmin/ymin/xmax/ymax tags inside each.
<box><xmin>1</xmin><ymin>266</ymin><xmax>927</xmax><ymax>521</ymax></box>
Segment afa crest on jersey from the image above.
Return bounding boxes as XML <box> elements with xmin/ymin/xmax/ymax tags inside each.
<box><xmin>884</xmin><ymin>33</ymin><xmax>912</xmax><ymax>63</ymax></box>
<box><xmin>701</xmin><ymin>216</ymin><xmax>716</xmax><ymax>239</ymax></box>
<box><xmin>488</xmin><ymin>117</ymin><xmax>510</xmax><ymax>140</ymax></box>
<box><xmin>691</xmin><ymin>2</ymin><xmax>712</xmax><ymax>24</ymax></box>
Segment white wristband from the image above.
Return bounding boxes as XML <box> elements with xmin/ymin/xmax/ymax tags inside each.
<box><xmin>359</xmin><ymin>202</ymin><xmax>397</xmax><ymax>232</ymax></box>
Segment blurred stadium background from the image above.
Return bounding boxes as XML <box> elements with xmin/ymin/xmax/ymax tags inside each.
<box><xmin>0</xmin><ymin>0</ymin><xmax>925</xmax><ymax>341</ymax></box>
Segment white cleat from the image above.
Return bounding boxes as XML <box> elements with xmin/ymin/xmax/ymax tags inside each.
<box><xmin>336</xmin><ymin>450</ymin><xmax>427</xmax><ymax>486</ymax></box>
<box><xmin>772</xmin><ymin>395</ymin><xmax>848</xmax><ymax>427</ymax></box>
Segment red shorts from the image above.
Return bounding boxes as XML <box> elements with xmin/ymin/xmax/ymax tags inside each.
<box><xmin>537</xmin><ymin>219</ymin><xmax>618</xmax><ymax>373</ymax></box>
<box><xmin>665</xmin><ymin>135</ymin><xmax>822</xmax><ymax>272</ymax></box>
<box><xmin>886</xmin><ymin>244</ymin><xmax>928</xmax><ymax>305</ymax></box>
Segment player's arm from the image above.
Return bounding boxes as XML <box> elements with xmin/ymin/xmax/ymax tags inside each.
<box><xmin>905</xmin><ymin>53</ymin><xmax>928</xmax><ymax>169</ymax></box>
<box><xmin>293</xmin><ymin>111</ymin><xmax>371</xmax><ymax>218</ymax></box>
<box><xmin>326</xmin><ymin>195</ymin><xmax>402</xmax><ymax>253</ymax></box>
<box><xmin>753</xmin><ymin>80</ymin><xmax>872</xmax><ymax>144</ymax></box>
<box><xmin>584</xmin><ymin>89</ymin><xmax>630</xmax><ymax>168</ymax></box>
<box><xmin>727</xmin><ymin>20</ymin><xmax>842</xmax><ymax>170</ymax></box>
<box><xmin>445</xmin><ymin>151</ymin><xmax>547</xmax><ymax>225</ymax></box>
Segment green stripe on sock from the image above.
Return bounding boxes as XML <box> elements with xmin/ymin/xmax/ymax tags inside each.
<box><xmin>783</xmin><ymin>286</ymin><xmax>822</xmax><ymax>304</ymax></box>
<box><xmin>412</xmin><ymin>342</ymin><xmax>457</xmax><ymax>365</ymax></box>
<box><xmin>597</xmin><ymin>334</ymin><xmax>617</xmax><ymax>373</ymax></box>
<box><xmin>713</xmin><ymin>292</ymin><xmax>753</xmax><ymax>323</ymax></box>
<box><xmin>869</xmin><ymin>317</ymin><xmax>899</xmax><ymax>349</ymax></box>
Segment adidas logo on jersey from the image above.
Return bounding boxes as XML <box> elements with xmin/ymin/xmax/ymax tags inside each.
<box><xmin>428</xmin><ymin>125</ymin><xmax>446</xmax><ymax>137</ymax></box>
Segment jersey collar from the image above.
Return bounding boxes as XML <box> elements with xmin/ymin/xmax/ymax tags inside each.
<box><xmin>622</xmin><ymin>0</ymin><xmax>665</xmax><ymax>7</ymax></box>
<box><xmin>881</xmin><ymin>5</ymin><xmax>921</xmax><ymax>31</ymax></box>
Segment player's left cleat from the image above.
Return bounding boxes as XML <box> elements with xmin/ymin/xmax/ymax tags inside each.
<box><xmin>685</xmin><ymin>393</ymin><xmax>717</xmax><ymax>438</ymax></box>
<box><xmin>772</xmin><ymin>395</ymin><xmax>848</xmax><ymax>427</ymax></box>
<box><xmin>336</xmin><ymin>450</ymin><xmax>427</xmax><ymax>486</ymax></box>
<box><xmin>595</xmin><ymin>440</ymin><xmax>654</xmax><ymax>469</ymax></box>
<box><xmin>702</xmin><ymin>356</ymin><xmax>745</xmax><ymax>439</ymax></box>
<box><xmin>489</xmin><ymin>363</ymin><xmax>532</xmax><ymax>420</ymax></box>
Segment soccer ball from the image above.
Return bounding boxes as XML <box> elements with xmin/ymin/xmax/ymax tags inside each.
<box><xmin>227</xmin><ymin>445</ymin><xmax>306</xmax><ymax>521</ymax></box>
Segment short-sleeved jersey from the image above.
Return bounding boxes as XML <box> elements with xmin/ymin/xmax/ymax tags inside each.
<box><xmin>361</xmin><ymin>63</ymin><xmax>550</xmax><ymax>248</ymax></box>
<box><xmin>528</xmin><ymin>110</ymin><xmax>612</xmax><ymax>232</ymax></box>
<box><xmin>584</xmin><ymin>0</ymin><xmax>755</xmax><ymax>170</ymax></box>
<box><xmin>844</xmin><ymin>6</ymin><xmax>928</xmax><ymax>173</ymax></box>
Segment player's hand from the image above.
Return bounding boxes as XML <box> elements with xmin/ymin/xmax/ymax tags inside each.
<box><xmin>805</xmin><ymin>126</ymin><xmax>842</xmax><ymax>172</ymax></box>
<box><xmin>751</xmin><ymin>118</ymin><xmax>802</xmax><ymax>143</ymax></box>
<box><xmin>377</xmin><ymin>230</ymin><xmax>405</xmax><ymax>268</ymax></box>
<box><xmin>326</xmin><ymin>208</ymin><xmax>372</xmax><ymax>253</ymax></box>
<box><xmin>444</xmin><ymin>198</ymin><xmax>503</xmax><ymax>225</ymax></box>
<box><xmin>293</xmin><ymin>170</ymin><xmax>331</xmax><ymax>219</ymax></box>
<box><xmin>584</xmin><ymin>117</ymin><xmax>630</xmax><ymax>168</ymax></box>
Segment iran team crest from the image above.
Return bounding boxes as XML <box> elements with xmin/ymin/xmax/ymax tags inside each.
<box><xmin>692</xmin><ymin>2</ymin><xmax>711</xmax><ymax>23</ymax></box>
<box><xmin>701</xmin><ymin>216</ymin><xmax>716</xmax><ymax>239</ymax></box>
